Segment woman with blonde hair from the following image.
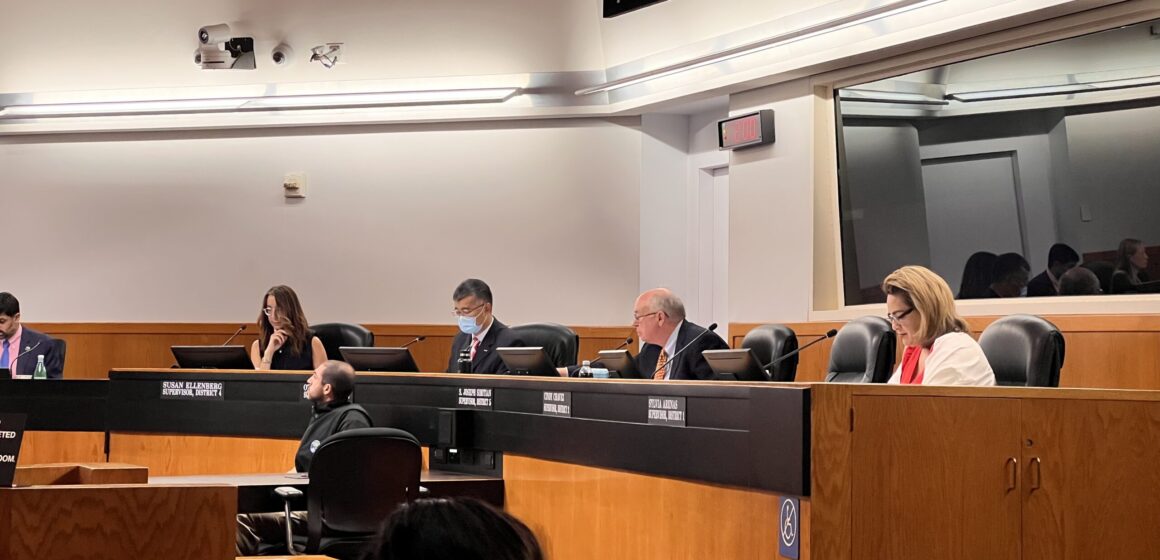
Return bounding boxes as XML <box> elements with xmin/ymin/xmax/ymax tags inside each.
<box><xmin>883</xmin><ymin>266</ymin><xmax>995</xmax><ymax>386</ymax></box>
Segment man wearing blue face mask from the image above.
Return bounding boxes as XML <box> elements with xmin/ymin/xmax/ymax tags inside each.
<box><xmin>445</xmin><ymin>279</ymin><xmax>525</xmax><ymax>374</ymax></box>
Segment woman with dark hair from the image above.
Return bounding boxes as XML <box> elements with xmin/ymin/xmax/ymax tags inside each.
<box><xmin>249</xmin><ymin>285</ymin><xmax>327</xmax><ymax>370</ymax></box>
<box><xmin>956</xmin><ymin>251</ymin><xmax>997</xmax><ymax>299</ymax></box>
<box><xmin>366</xmin><ymin>498</ymin><xmax>543</xmax><ymax>560</ymax></box>
<box><xmin>1111</xmin><ymin>238</ymin><xmax>1150</xmax><ymax>294</ymax></box>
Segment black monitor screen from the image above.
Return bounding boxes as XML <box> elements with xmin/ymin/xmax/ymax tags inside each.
<box><xmin>170</xmin><ymin>346</ymin><xmax>254</xmax><ymax>370</ymax></box>
<box><xmin>497</xmin><ymin>347</ymin><xmax>559</xmax><ymax>377</ymax></box>
<box><xmin>702</xmin><ymin>349</ymin><xmax>771</xmax><ymax>382</ymax></box>
<box><xmin>339</xmin><ymin>347</ymin><xmax>420</xmax><ymax>373</ymax></box>
<box><xmin>596</xmin><ymin>349</ymin><xmax>642</xmax><ymax>379</ymax></box>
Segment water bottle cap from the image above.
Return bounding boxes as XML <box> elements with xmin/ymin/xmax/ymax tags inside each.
<box><xmin>582</xmin><ymin>360</ymin><xmax>591</xmax><ymax>366</ymax></box>
<box><xmin>37</xmin><ymin>354</ymin><xmax>44</xmax><ymax>360</ymax></box>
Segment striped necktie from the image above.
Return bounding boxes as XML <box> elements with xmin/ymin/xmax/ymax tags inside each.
<box><xmin>653</xmin><ymin>349</ymin><xmax>668</xmax><ymax>380</ymax></box>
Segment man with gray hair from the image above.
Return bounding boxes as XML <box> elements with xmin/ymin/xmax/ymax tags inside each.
<box><xmin>630</xmin><ymin>288</ymin><xmax>729</xmax><ymax>380</ymax></box>
<box><xmin>1059</xmin><ymin>266</ymin><xmax>1102</xmax><ymax>296</ymax></box>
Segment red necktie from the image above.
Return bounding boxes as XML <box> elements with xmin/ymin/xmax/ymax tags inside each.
<box><xmin>470</xmin><ymin>336</ymin><xmax>480</xmax><ymax>361</ymax></box>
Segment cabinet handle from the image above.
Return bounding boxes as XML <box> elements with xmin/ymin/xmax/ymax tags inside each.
<box><xmin>1030</xmin><ymin>457</ymin><xmax>1042</xmax><ymax>491</ymax></box>
<box><xmin>1005</xmin><ymin>457</ymin><xmax>1018</xmax><ymax>491</ymax></box>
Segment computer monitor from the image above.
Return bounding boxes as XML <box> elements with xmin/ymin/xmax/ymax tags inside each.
<box><xmin>497</xmin><ymin>347</ymin><xmax>560</xmax><ymax>377</ymax></box>
<box><xmin>170</xmin><ymin>345</ymin><xmax>254</xmax><ymax>369</ymax></box>
<box><xmin>595</xmin><ymin>349</ymin><xmax>643</xmax><ymax>379</ymax></box>
<box><xmin>702</xmin><ymin>348</ymin><xmax>771</xmax><ymax>382</ymax></box>
<box><xmin>339</xmin><ymin>347</ymin><xmax>420</xmax><ymax>373</ymax></box>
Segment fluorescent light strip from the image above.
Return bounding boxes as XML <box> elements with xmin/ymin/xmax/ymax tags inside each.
<box><xmin>0</xmin><ymin>88</ymin><xmax>522</xmax><ymax>119</ymax></box>
<box><xmin>839</xmin><ymin>90</ymin><xmax>948</xmax><ymax>106</ymax></box>
<box><xmin>242</xmin><ymin>88</ymin><xmax>519</xmax><ymax>109</ymax></box>
<box><xmin>0</xmin><ymin>98</ymin><xmax>247</xmax><ymax>118</ymax></box>
<box><xmin>576</xmin><ymin>0</ymin><xmax>945</xmax><ymax>96</ymax></box>
<box><xmin>947</xmin><ymin>76</ymin><xmax>1160</xmax><ymax>102</ymax></box>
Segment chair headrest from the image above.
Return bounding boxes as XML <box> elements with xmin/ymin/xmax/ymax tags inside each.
<box><xmin>741</xmin><ymin>324</ymin><xmax>799</xmax><ymax>382</ymax></box>
<box><xmin>978</xmin><ymin>314</ymin><xmax>1064</xmax><ymax>387</ymax></box>
<box><xmin>826</xmin><ymin>316</ymin><xmax>896</xmax><ymax>383</ymax></box>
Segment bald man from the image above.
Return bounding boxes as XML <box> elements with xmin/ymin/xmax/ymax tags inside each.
<box><xmin>237</xmin><ymin>360</ymin><xmax>372</xmax><ymax>555</ymax></box>
<box><xmin>630</xmin><ymin>289</ymin><xmax>729</xmax><ymax>380</ymax></box>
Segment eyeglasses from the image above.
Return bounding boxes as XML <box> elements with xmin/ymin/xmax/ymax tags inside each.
<box><xmin>452</xmin><ymin>302</ymin><xmax>487</xmax><ymax>318</ymax></box>
<box><xmin>632</xmin><ymin>311</ymin><xmax>660</xmax><ymax>323</ymax></box>
<box><xmin>886</xmin><ymin>308</ymin><xmax>914</xmax><ymax>323</ymax></box>
<box><xmin>262</xmin><ymin>307</ymin><xmax>276</xmax><ymax>317</ymax></box>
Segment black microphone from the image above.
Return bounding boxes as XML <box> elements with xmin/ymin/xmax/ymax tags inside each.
<box><xmin>583</xmin><ymin>337</ymin><xmax>632</xmax><ymax>363</ymax></box>
<box><xmin>653</xmin><ymin>323</ymin><xmax>718</xmax><ymax>378</ymax></box>
<box><xmin>761</xmin><ymin>329</ymin><xmax>838</xmax><ymax>374</ymax></box>
<box><xmin>221</xmin><ymin>324</ymin><xmax>247</xmax><ymax>346</ymax></box>
<box><xmin>401</xmin><ymin>336</ymin><xmax>427</xmax><ymax>348</ymax></box>
<box><xmin>12</xmin><ymin>340</ymin><xmax>44</xmax><ymax>363</ymax></box>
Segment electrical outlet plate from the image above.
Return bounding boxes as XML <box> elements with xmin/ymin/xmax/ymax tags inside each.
<box><xmin>283</xmin><ymin>173</ymin><xmax>307</xmax><ymax>198</ymax></box>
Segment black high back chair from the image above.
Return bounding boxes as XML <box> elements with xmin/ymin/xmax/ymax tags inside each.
<box><xmin>310</xmin><ymin>323</ymin><xmax>375</xmax><ymax>361</ymax></box>
<box><xmin>978</xmin><ymin>314</ymin><xmax>1065</xmax><ymax>387</ymax></box>
<box><xmin>825</xmin><ymin>316</ymin><xmax>896</xmax><ymax>383</ymax></box>
<box><xmin>509</xmin><ymin>323</ymin><xmax>579</xmax><ymax>367</ymax></box>
<box><xmin>741</xmin><ymin>324</ymin><xmax>799</xmax><ymax>382</ymax></box>
<box><xmin>284</xmin><ymin>427</ymin><xmax>422</xmax><ymax>558</ymax></box>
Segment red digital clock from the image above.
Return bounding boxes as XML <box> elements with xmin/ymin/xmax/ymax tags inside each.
<box><xmin>718</xmin><ymin>110</ymin><xmax>775</xmax><ymax>150</ymax></box>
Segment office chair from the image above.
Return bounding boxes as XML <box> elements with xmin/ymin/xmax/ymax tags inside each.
<box><xmin>741</xmin><ymin>324</ymin><xmax>799</xmax><ymax>382</ymax></box>
<box><xmin>509</xmin><ymin>323</ymin><xmax>579</xmax><ymax>367</ymax></box>
<box><xmin>1081</xmin><ymin>261</ymin><xmax>1115</xmax><ymax>295</ymax></box>
<box><xmin>978</xmin><ymin>314</ymin><xmax>1065</xmax><ymax>387</ymax></box>
<box><xmin>310</xmin><ymin>323</ymin><xmax>374</xmax><ymax>361</ymax></box>
<box><xmin>825</xmin><ymin>316</ymin><xmax>896</xmax><ymax>383</ymax></box>
<box><xmin>274</xmin><ymin>427</ymin><xmax>422</xmax><ymax>559</ymax></box>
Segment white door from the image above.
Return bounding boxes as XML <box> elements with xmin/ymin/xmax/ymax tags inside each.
<box><xmin>693</xmin><ymin>167</ymin><xmax>730</xmax><ymax>341</ymax></box>
<box><xmin>921</xmin><ymin>152</ymin><xmax>1027</xmax><ymax>291</ymax></box>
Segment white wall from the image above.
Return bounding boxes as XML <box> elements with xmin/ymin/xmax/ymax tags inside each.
<box><xmin>1063</xmin><ymin>104</ymin><xmax>1160</xmax><ymax>254</ymax></box>
<box><xmin>0</xmin><ymin>0</ymin><xmax>604</xmax><ymax>93</ymax></box>
<box><xmin>841</xmin><ymin>123</ymin><xmax>930</xmax><ymax>296</ymax></box>
<box><xmin>0</xmin><ymin>118</ymin><xmax>642</xmax><ymax>324</ymax></box>
<box><xmin>728</xmin><ymin>79</ymin><xmax>815</xmax><ymax>323</ymax></box>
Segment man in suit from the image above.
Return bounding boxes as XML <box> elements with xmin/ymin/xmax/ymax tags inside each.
<box><xmin>445</xmin><ymin>279</ymin><xmax>524</xmax><ymax>374</ymax></box>
<box><xmin>632</xmin><ymin>288</ymin><xmax>729</xmax><ymax>380</ymax></box>
<box><xmin>987</xmin><ymin>253</ymin><xmax>1031</xmax><ymax>298</ymax></box>
<box><xmin>1027</xmin><ymin>244</ymin><xmax>1080</xmax><ymax>297</ymax></box>
<box><xmin>0</xmin><ymin>292</ymin><xmax>64</xmax><ymax>378</ymax></box>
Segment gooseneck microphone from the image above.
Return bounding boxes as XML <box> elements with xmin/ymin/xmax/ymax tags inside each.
<box><xmin>12</xmin><ymin>340</ymin><xmax>44</xmax><ymax>363</ymax></box>
<box><xmin>401</xmin><ymin>336</ymin><xmax>427</xmax><ymax>348</ymax></box>
<box><xmin>582</xmin><ymin>337</ymin><xmax>633</xmax><ymax>364</ymax></box>
<box><xmin>762</xmin><ymin>329</ymin><xmax>838</xmax><ymax>373</ymax></box>
<box><xmin>221</xmin><ymin>324</ymin><xmax>247</xmax><ymax>346</ymax></box>
<box><xmin>653</xmin><ymin>323</ymin><xmax>718</xmax><ymax>378</ymax></box>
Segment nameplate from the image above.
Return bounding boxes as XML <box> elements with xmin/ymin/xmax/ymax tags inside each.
<box><xmin>647</xmin><ymin>396</ymin><xmax>686</xmax><ymax>426</ymax></box>
<box><xmin>160</xmin><ymin>380</ymin><xmax>225</xmax><ymax>400</ymax></box>
<box><xmin>0</xmin><ymin>413</ymin><xmax>28</xmax><ymax>487</ymax></box>
<box><xmin>542</xmin><ymin>391</ymin><xmax>572</xmax><ymax>417</ymax></box>
<box><xmin>457</xmin><ymin>387</ymin><xmax>493</xmax><ymax>410</ymax></box>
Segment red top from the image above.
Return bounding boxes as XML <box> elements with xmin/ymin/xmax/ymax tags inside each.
<box><xmin>900</xmin><ymin>345</ymin><xmax>925</xmax><ymax>385</ymax></box>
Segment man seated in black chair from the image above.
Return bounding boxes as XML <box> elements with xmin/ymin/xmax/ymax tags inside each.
<box><xmin>446</xmin><ymin>279</ymin><xmax>524</xmax><ymax>374</ymax></box>
<box><xmin>562</xmin><ymin>288</ymin><xmax>728</xmax><ymax>380</ymax></box>
<box><xmin>1027</xmin><ymin>243</ymin><xmax>1079</xmax><ymax>297</ymax></box>
<box><xmin>236</xmin><ymin>360</ymin><xmax>372</xmax><ymax>556</ymax></box>
<box><xmin>0</xmin><ymin>292</ymin><xmax>64</xmax><ymax>378</ymax></box>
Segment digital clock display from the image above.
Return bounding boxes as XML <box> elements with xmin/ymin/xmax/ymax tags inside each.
<box><xmin>718</xmin><ymin>110</ymin><xmax>775</xmax><ymax>150</ymax></box>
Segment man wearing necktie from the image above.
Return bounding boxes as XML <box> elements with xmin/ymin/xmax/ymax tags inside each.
<box><xmin>632</xmin><ymin>288</ymin><xmax>728</xmax><ymax>381</ymax></box>
<box><xmin>0</xmin><ymin>292</ymin><xmax>65</xmax><ymax>378</ymax></box>
<box><xmin>445</xmin><ymin>279</ymin><xmax>525</xmax><ymax>374</ymax></box>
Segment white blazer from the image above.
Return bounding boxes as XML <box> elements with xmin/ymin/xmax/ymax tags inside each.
<box><xmin>888</xmin><ymin>331</ymin><xmax>996</xmax><ymax>386</ymax></box>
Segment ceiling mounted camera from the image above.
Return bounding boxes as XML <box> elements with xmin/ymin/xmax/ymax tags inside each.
<box><xmin>195</xmin><ymin>23</ymin><xmax>256</xmax><ymax>70</ymax></box>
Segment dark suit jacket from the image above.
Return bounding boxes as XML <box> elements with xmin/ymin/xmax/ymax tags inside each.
<box><xmin>445</xmin><ymin>319</ymin><xmax>525</xmax><ymax>374</ymax></box>
<box><xmin>1026</xmin><ymin>271</ymin><xmax>1057</xmax><ymax>297</ymax></box>
<box><xmin>636</xmin><ymin>321</ymin><xmax>730</xmax><ymax>381</ymax></box>
<box><xmin>8</xmin><ymin>327</ymin><xmax>64</xmax><ymax>379</ymax></box>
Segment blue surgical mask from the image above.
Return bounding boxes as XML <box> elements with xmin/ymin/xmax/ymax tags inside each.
<box><xmin>458</xmin><ymin>314</ymin><xmax>482</xmax><ymax>335</ymax></box>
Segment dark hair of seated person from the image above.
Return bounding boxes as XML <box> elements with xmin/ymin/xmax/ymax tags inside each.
<box><xmin>366</xmin><ymin>497</ymin><xmax>543</xmax><ymax>560</ymax></box>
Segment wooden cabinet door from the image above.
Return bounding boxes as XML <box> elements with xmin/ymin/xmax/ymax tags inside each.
<box><xmin>1022</xmin><ymin>399</ymin><xmax>1160</xmax><ymax>560</ymax></box>
<box><xmin>851</xmin><ymin>395</ymin><xmax>1021</xmax><ymax>560</ymax></box>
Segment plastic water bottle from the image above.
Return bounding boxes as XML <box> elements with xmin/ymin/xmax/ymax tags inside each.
<box><xmin>577</xmin><ymin>360</ymin><xmax>592</xmax><ymax>378</ymax></box>
<box><xmin>33</xmin><ymin>355</ymin><xmax>47</xmax><ymax>379</ymax></box>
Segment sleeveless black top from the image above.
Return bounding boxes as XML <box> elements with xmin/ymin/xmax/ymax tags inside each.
<box><xmin>269</xmin><ymin>334</ymin><xmax>315</xmax><ymax>371</ymax></box>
